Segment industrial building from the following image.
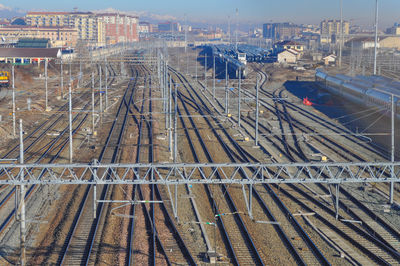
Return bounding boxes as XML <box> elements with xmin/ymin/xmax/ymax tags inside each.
<box><xmin>347</xmin><ymin>36</ymin><xmax>400</xmax><ymax>51</ymax></box>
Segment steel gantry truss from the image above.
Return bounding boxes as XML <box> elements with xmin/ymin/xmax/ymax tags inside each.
<box><xmin>1</xmin><ymin>161</ymin><xmax>400</xmax><ymax>185</ymax></box>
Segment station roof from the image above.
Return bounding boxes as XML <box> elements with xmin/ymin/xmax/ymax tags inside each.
<box><xmin>16</xmin><ymin>38</ymin><xmax>50</xmax><ymax>48</ymax></box>
<box><xmin>0</xmin><ymin>48</ymin><xmax>61</xmax><ymax>59</ymax></box>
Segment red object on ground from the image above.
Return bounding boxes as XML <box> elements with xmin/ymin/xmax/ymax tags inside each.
<box><xmin>303</xmin><ymin>97</ymin><xmax>312</xmax><ymax>106</ymax></box>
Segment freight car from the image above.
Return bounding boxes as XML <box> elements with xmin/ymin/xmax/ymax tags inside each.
<box><xmin>316</xmin><ymin>70</ymin><xmax>400</xmax><ymax>116</ymax></box>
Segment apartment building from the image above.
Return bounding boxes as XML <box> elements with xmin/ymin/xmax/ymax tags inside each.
<box><xmin>96</xmin><ymin>13</ymin><xmax>139</xmax><ymax>44</ymax></box>
<box><xmin>320</xmin><ymin>19</ymin><xmax>350</xmax><ymax>44</ymax></box>
<box><xmin>263</xmin><ymin>23</ymin><xmax>302</xmax><ymax>41</ymax></box>
<box><xmin>26</xmin><ymin>12</ymin><xmax>105</xmax><ymax>46</ymax></box>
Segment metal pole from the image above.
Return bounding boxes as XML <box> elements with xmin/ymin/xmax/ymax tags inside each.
<box><xmin>390</xmin><ymin>94</ymin><xmax>395</xmax><ymax>204</ymax></box>
<box><xmin>373</xmin><ymin>0</ymin><xmax>379</xmax><ymax>75</ymax></box>
<box><xmin>238</xmin><ymin>66</ymin><xmax>241</xmax><ymax>127</ymax></box>
<box><xmin>195</xmin><ymin>56</ymin><xmax>197</xmax><ymax>82</ymax></box>
<box><xmin>338</xmin><ymin>0</ymin><xmax>343</xmax><ymax>68</ymax></box>
<box><xmin>60</xmin><ymin>58</ymin><xmax>64</xmax><ymax>98</ymax></box>
<box><xmin>99</xmin><ymin>65</ymin><xmax>103</xmax><ymax>115</ymax></box>
<box><xmin>204</xmin><ymin>55</ymin><xmax>207</xmax><ymax>91</ymax></box>
<box><xmin>105</xmin><ymin>59</ymin><xmax>108</xmax><ymax>109</ymax></box>
<box><xmin>69</xmin><ymin>83</ymin><xmax>73</xmax><ymax>163</ymax></box>
<box><xmin>165</xmin><ymin>61</ymin><xmax>168</xmax><ymax>130</ymax></box>
<box><xmin>79</xmin><ymin>59</ymin><xmax>82</xmax><ymax>88</ymax></box>
<box><xmin>235</xmin><ymin>8</ymin><xmax>239</xmax><ymax>51</ymax></box>
<box><xmin>225</xmin><ymin>60</ymin><xmax>228</xmax><ymax>114</ymax></box>
<box><xmin>213</xmin><ymin>56</ymin><xmax>215</xmax><ymax>99</ymax></box>
<box><xmin>249</xmin><ymin>184</ymin><xmax>253</xmax><ymax>220</ymax></box>
<box><xmin>69</xmin><ymin>56</ymin><xmax>72</xmax><ymax>83</ymax></box>
<box><xmin>19</xmin><ymin>119</ymin><xmax>26</xmax><ymax>266</ymax></box>
<box><xmin>169</xmin><ymin>76</ymin><xmax>172</xmax><ymax>154</ymax></box>
<box><xmin>93</xmin><ymin>184</ymin><xmax>97</xmax><ymax>219</ymax></box>
<box><xmin>174</xmin><ymin>83</ymin><xmax>178</xmax><ymax>163</ymax></box>
<box><xmin>255</xmin><ymin>75</ymin><xmax>259</xmax><ymax>146</ymax></box>
<box><xmin>92</xmin><ymin>73</ymin><xmax>95</xmax><ymax>135</ymax></box>
<box><xmin>174</xmin><ymin>183</ymin><xmax>178</xmax><ymax>220</ymax></box>
<box><xmin>45</xmin><ymin>59</ymin><xmax>48</xmax><ymax>111</ymax></box>
<box><xmin>12</xmin><ymin>64</ymin><xmax>16</xmax><ymax>137</ymax></box>
<box><xmin>335</xmin><ymin>184</ymin><xmax>340</xmax><ymax>220</ymax></box>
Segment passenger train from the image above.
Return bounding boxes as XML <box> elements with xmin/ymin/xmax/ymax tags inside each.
<box><xmin>0</xmin><ymin>71</ymin><xmax>10</xmax><ymax>87</ymax></box>
<box><xmin>315</xmin><ymin>70</ymin><xmax>400</xmax><ymax>116</ymax></box>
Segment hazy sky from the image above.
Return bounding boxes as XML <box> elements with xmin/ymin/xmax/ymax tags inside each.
<box><xmin>3</xmin><ymin>0</ymin><xmax>400</xmax><ymax>27</ymax></box>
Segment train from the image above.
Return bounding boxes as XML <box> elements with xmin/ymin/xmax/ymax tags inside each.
<box><xmin>315</xmin><ymin>70</ymin><xmax>400</xmax><ymax>116</ymax></box>
<box><xmin>0</xmin><ymin>71</ymin><xmax>10</xmax><ymax>87</ymax></box>
<box><xmin>210</xmin><ymin>45</ymin><xmax>248</xmax><ymax>79</ymax></box>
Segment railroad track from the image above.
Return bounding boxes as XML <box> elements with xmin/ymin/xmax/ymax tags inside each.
<box><xmin>0</xmin><ymin>63</ymin><xmax>118</xmax><ymax>240</ymax></box>
<box><xmin>128</xmin><ymin>65</ymin><xmax>195</xmax><ymax>265</ymax></box>
<box><xmin>172</xmin><ymin>66</ymin><xmax>333</xmax><ymax>265</ymax></box>
<box><xmin>182</xmin><ymin>59</ymin><xmax>400</xmax><ymax>264</ymax></box>
<box><xmin>249</xmin><ymin>66</ymin><xmax>400</xmax><ymax>264</ymax></box>
<box><xmin>58</xmin><ymin>64</ymin><xmax>137</xmax><ymax>265</ymax></box>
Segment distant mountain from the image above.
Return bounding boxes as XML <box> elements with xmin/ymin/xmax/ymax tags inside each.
<box><xmin>92</xmin><ymin>8</ymin><xmax>177</xmax><ymax>24</ymax></box>
<box><xmin>0</xmin><ymin>4</ymin><xmax>25</xmax><ymax>19</ymax></box>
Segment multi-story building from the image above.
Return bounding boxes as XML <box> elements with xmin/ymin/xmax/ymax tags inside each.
<box><xmin>320</xmin><ymin>19</ymin><xmax>350</xmax><ymax>43</ymax></box>
<box><xmin>263</xmin><ymin>23</ymin><xmax>302</xmax><ymax>41</ymax></box>
<box><xmin>386</xmin><ymin>23</ymin><xmax>400</xmax><ymax>35</ymax></box>
<box><xmin>138</xmin><ymin>22</ymin><xmax>151</xmax><ymax>33</ymax></box>
<box><xmin>96</xmin><ymin>13</ymin><xmax>138</xmax><ymax>44</ymax></box>
<box><xmin>158</xmin><ymin>22</ymin><xmax>180</xmax><ymax>32</ymax></box>
<box><xmin>0</xmin><ymin>25</ymin><xmax>77</xmax><ymax>47</ymax></box>
<box><xmin>26</xmin><ymin>12</ymin><xmax>105</xmax><ymax>46</ymax></box>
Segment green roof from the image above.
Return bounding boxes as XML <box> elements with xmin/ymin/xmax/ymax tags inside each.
<box><xmin>16</xmin><ymin>38</ymin><xmax>50</xmax><ymax>48</ymax></box>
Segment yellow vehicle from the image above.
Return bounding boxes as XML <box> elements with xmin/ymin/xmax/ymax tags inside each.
<box><xmin>0</xmin><ymin>71</ymin><xmax>10</xmax><ymax>87</ymax></box>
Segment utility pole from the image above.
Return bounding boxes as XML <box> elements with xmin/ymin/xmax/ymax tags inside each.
<box><xmin>235</xmin><ymin>8</ymin><xmax>239</xmax><ymax>51</ymax></box>
<box><xmin>45</xmin><ymin>59</ymin><xmax>48</xmax><ymax>111</ymax></box>
<box><xmin>390</xmin><ymin>94</ymin><xmax>395</xmax><ymax>204</ymax></box>
<box><xmin>169</xmin><ymin>76</ymin><xmax>172</xmax><ymax>154</ymax></box>
<box><xmin>12</xmin><ymin>64</ymin><xmax>16</xmax><ymax>137</ymax></box>
<box><xmin>69</xmin><ymin>83</ymin><xmax>73</xmax><ymax>163</ymax></box>
<box><xmin>373</xmin><ymin>0</ymin><xmax>379</xmax><ymax>75</ymax></box>
<box><xmin>204</xmin><ymin>55</ymin><xmax>207</xmax><ymax>91</ymax></box>
<box><xmin>184</xmin><ymin>13</ymin><xmax>188</xmax><ymax>53</ymax></box>
<box><xmin>255</xmin><ymin>75</ymin><xmax>259</xmax><ymax>146</ymax></box>
<box><xmin>195</xmin><ymin>55</ymin><xmax>198</xmax><ymax>82</ymax></box>
<box><xmin>60</xmin><ymin>58</ymin><xmax>64</xmax><ymax>98</ymax></box>
<box><xmin>19</xmin><ymin>119</ymin><xmax>26</xmax><ymax>266</ymax></box>
<box><xmin>213</xmin><ymin>56</ymin><xmax>216</xmax><ymax>99</ymax></box>
<box><xmin>105</xmin><ymin>58</ymin><xmax>108</xmax><ymax>110</ymax></box>
<box><xmin>238</xmin><ymin>66</ymin><xmax>241</xmax><ymax>127</ymax></box>
<box><xmin>92</xmin><ymin>73</ymin><xmax>95</xmax><ymax>135</ymax></box>
<box><xmin>99</xmin><ymin>65</ymin><xmax>103</xmax><ymax>115</ymax></box>
<box><xmin>228</xmin><ymin>15</ymin><xmax>231</xmax><ymax>45</ymax></box>
<box><xmin>174</xmin><ymin>83</ymin><xmax>178</xmax><ymax>163</ymax></box>
<box><xmin>338</xmin><ymin>0</ymin><xmax>343</xmax><ymax>68</ymax></box>
<box><xmin>225</xmin><ymin>60</ymin><xmax>228</xmax><ymax>114</ymax></box>
<box><xmin>79</xmin><ymin>59</ymin><xmax>82</xmax><ymax>88</ymax></box>
<box><xmin>69</xmin><ymin>55</ymin><xmax>72</xmax><ymax>83</ymax></box>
